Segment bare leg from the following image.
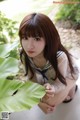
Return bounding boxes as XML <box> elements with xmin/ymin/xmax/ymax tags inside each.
<box><xmin>63</xmin><ymin>85</ymin><xmax>77</xmax><ymax>102</ymax></box>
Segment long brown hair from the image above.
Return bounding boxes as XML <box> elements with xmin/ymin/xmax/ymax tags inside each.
<box><xmin>19</xmin><ymin>13</ymin><xmax>75</xmax><ymax>85</ymax></box>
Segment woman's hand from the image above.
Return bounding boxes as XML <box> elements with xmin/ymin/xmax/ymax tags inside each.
<box><xmin>38</xmin><ymin>101</ymin><xmax>56</xmax><ymax>114</ymax></box>
<box><xmin>44</xmin><ymin>83</ymin><xmax>55</xmax><ymax>98</ymax></box>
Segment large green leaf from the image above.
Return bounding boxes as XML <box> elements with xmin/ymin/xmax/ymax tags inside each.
<box><xmin>0</xmin><ymin>40</ymin><xmax>19</xmax><ymax>58</ymax></box>
<box><xmin>0</xmin><ymin>79</ymin><xmax>45</xmax><ymax>112</ymax></box>
<box><xmin>0</xmin><ymin>57</ymin><xmax>4</xmax><ymax>65</ymax></box>
<box><xmin>0</xmin><ymin>57</ymin><xmax>19</xmax><ymax>78</ymax></box>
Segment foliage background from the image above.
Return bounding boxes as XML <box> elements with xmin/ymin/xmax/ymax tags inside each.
<box><xmin>55</xmin><ymin>0</ymin><xmax>80</xmax><ymax>25</ymax></box>
<box><xmin>0</xmin><ymin>0</ymin><xmax>80</xmax><ymax>113</ymax></box>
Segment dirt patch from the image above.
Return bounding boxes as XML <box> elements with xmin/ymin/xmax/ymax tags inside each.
<box><xmin>55</xmin><ymin>20</ymin><xmax>80</xmax><ymax>59</ymax></box>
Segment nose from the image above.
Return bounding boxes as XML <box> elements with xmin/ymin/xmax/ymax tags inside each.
<box><xmin>27</xmin><ymin>38</ymin><xmax>34</xmax><ymax>50</ymax></box>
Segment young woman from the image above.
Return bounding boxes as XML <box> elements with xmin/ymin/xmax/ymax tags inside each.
<box><xmin>19</xmin><ymin>13</ymin><xmax>79</xmax><ymax>114</ymax></box>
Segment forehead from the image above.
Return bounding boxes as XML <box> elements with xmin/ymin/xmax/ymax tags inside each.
<box><xmin>20</xmin><ymin>21</ymin><xmax>45</xmax><ymax>38</ymax></box>
<box><xmin>28</xmin><ymin>25</ymin><xmax>44</xmax><ymax>37</ymax></box>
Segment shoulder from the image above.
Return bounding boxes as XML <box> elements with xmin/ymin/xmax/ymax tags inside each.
<box><xmin>57</xmin><ymin>51</ymin><xmax>68</xmax><ymax>64</ymax></box>
<box><xmin>57</xmin><ymin>51</ymin><xmax>67</xmax><ymax>59</ymax></box>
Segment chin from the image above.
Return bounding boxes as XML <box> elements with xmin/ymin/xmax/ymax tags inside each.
<box><xmin>27</xmin><ymin>54</ymin><xmax>36</xmax><ymax>58</ymax></box>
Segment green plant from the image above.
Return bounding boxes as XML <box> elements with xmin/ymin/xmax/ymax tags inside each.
<box><xmin>0</xmin><ymin>11</ymin><xmax>18</xmax><ymax>44</ymax></box>
<box><xmin>0</xmin><ymin>40</ymin><xmax>19</xmax><ymax>59</ymax></box>
<box><xmin>0</xmin><ymin>40</ymin><xmax>45</xmax><ymax>113</ymax></box>
<box><xmin>0</xmin><ymin>57</ymin><xmax>19</xmax><ymax>79</ymax></box>
<box><xmin>0</xmin><ymin>0</ymin><xmax>6</xmax><ymax>1</ymax></box>
<box><xmin>55</xmin><ymin>1</ymin><xmax>80</xmax><ymax>24</ymax></box>
<box><xmin>0</xmin><ymin>58</ymin><xmax>45</xmax><ymax>112</ymax></box>
<box><xmin>0</xmin><ymin>78</ymin><xmax>45</xmax><ymax>112</ymax></box>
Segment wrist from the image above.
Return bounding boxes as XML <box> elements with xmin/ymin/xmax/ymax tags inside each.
<box><xmin>51</xmin><ymin>85</ymin><xmax>56</xmax><ymax>93</ymax></box>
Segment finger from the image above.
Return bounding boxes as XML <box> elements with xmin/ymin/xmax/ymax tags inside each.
<box><xmin>47</xmin><ymin>107</ymin><xmax>56</xmax><ymax>113</ymax></box>
<box><xmin>44</xmin><ymin>83</ymin><xmax>50</xmax><ymax>87</ymax></box>
<box><xmin>46</xmin><ymin>89</ymin><xmax>55</xmax><ymax>94</ymax></box>
<box><xmin>47</xmin><ymin>106</ymin><xmax>56</xmax><ymax>113</ymax></box>
<box><xmin>47</xmin><ymin>104</ymin><xmax>55</xmax><ymax>108</ymax></box>
<box><xmin>44</xmin><ymin>83</ymin><xmax>51</xmax><ymax>90</ymax></box>
<box><xmin>46</xmin><ymin>93</ymin><xmax>54</xmax><ymax>98</ymax></box>
<box><xmin>46</xmin><ymin>89</ymin><xmax>53</xmax><ymax>93</ymax></box>
<box><xmin>46</xmin><ymin>86</ymin><xmax>55</xmax><ymax>93</ymax></box>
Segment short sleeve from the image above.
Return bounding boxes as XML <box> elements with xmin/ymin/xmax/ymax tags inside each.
<box><xmin>53</xmin><ymin>51</ymin><xmax>79</xmax><ymax>93</ymax></box>
<box><xmin>57</xmin><ymin>51</ymin><xmax>68</xmax><ymax>78</ymax></box>
<box><xmin>57</xmin><ymin>51</ymin><xmax>79</xmax><ymax>80</ymax></box>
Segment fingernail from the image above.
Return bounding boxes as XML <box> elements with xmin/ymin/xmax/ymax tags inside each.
<box><xmin>47</xmin><ymin>108</ymin><xmax>51</xmax><ymax>111</ymax></box>
<box><xmin>52</xmin><ymin>105</ymin><xmax>55</xmax><ymax>107</ymax></box>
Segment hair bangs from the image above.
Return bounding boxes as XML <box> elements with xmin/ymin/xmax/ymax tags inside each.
<box><xmin>20</xmin><ymin>22</ymin><xmax>44</xmax><ymax>39</ymax></box>
<box><xmin>26</xmin><ymin>23</ymin><xmax>44</xmax><ymax>38</ymax></box>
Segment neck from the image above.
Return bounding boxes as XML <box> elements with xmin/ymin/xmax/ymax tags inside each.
<box><xmin>32</xmin><ymin>55</ymin><xmax>47</xmax><ymax>68</ymax></box>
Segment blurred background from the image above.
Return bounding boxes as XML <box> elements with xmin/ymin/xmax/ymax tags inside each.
<box><xmin>0</xmin><ymin>0</ymin><xmax>80</xmax><ymax>120</ymax></box>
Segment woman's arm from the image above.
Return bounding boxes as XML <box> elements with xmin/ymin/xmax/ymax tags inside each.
<box><xmin>44</xmin><ymin>78</ymin><xmax>76</xmax><ymax>106</ymax></box>
<box><xmin>38</xmin><ymin>77</ymin><xmax>76</xmax><ymax>114</ymax></box>
<box><xmin>38</xmin><ymin>101</ymin><xmax>55</xmax><ymax>114</ymax></box>
<box><xmin>42</xmin><ymin>52</ymin><xmax>79</xmax><ymax>106</ymax></box>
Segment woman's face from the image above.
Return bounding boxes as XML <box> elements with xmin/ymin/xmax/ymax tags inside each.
<box><xmin>21</xmin><ymin>36</ymin><xmax>46</xmax><ymax>58</ymax></box>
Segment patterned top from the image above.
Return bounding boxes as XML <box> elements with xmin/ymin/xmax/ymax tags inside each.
<box><xmin>23</xmin><ymin>51</ymin><xmax>79</xmax><ymax>93</ymax></box>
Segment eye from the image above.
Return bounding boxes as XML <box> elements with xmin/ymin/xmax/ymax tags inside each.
<box><xmin>22</xmin><ymin>37</ymin><xmax>28</xmax><ymax>41</ymax></box>
<box><xmin>35</xmin><ymin>37</ymin><xmax>41</xmax><ymax>41</ymax></box>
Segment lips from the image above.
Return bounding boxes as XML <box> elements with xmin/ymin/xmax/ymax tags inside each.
<box><xmin>28</xmin><ymin>51</ymin><xmax>35</xmax><ymax>54</ymax></box>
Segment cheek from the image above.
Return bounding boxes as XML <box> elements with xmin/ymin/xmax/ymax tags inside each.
<box><xmin>22</xmin><ymin>41</ymin><xmax>27</xmax><ymax>49</ymax></box>
<box><xmin>39</xmin><ymin>41</ymin><xmax>45</xmax><ymax>50</ymax></box>
<box><xmin>33</xmin><ymin>41</ymin><xmax>44</xmax><ymax>48</ymax></box>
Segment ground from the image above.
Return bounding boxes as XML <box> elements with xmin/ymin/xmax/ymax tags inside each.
<box><xmin>55</xmin><ymin>20</ymin><xmax>80</xmax><ymax>59</ymax></box>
